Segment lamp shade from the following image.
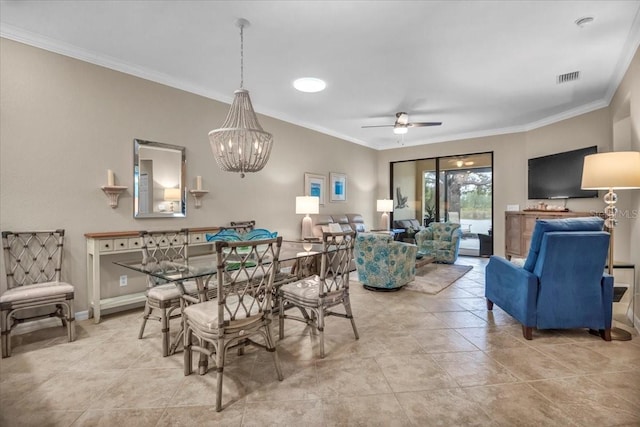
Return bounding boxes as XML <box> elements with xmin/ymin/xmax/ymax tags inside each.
<box><xmin>377</xmin><ymin>199</ymin><xmax>394</xmax><ymax>213</ymax></box>
<box><xmin>164</xmin><ymin>188</ymin><xmax>181</xmax><ymax>201</ymax></box>
<box><xmin>581</xmin><ymin>152</ymin><xmax>640</xmax><ymax>190</ymax></box>
<box><xmin>296</xmin><ymin>196</ymin><xmax>319</xmax><ymax>215</ymax></box>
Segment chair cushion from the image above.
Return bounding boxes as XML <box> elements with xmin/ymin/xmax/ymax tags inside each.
<box><xmin>183</xmin><ymin>294</ymin><xmax>260</xmax><ymax>332</ymax></box>
<box><xmin>523</xmin><ymin>217</ymin><xmax>604</xmax><ymax>272</ymax></box>
<box><xmin>147</xmin><ymin>281</ymin><xmax>198</xmax><ymax>301</ymax></box>
<box><xmin>280</xmin><ymin>276</ymin><xmax>321</xmax><ymax>306</ymax></box>
<box><xmin>0</xmin><ymin>281</ymin><xmax>74</xmax><ymax>303</ymax></box>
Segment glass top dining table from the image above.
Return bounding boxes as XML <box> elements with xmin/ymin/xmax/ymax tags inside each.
<box><xmin>114</xmin><ymin>239</ymin><xmax>324</xmax><ymax>293</ymax></box>
<box><xmin>114</xmin><ymin>240</ymin><xmax>325</xmax><ymax>364</ymax></box>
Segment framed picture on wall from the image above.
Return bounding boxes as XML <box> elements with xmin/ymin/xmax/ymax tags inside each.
<box><xmin>304</xmin><ymin>172</ymin><xmax>326</xmax><ymax>205</ymax></box>
<box><xmin>330</xmin><ymin>172</ymin><xmax>347</xmax><ymax>202</ymax></box>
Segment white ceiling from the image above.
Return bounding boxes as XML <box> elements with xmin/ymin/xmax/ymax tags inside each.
<box><xmin>1</xmin><ymin>1</ymin><xmax>639</xmax><ymax>150</ymax></box>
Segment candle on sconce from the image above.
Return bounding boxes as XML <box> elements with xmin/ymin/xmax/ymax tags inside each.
<box><xmin>107</xmin><ymin>169</ymin><xmax>115</xmax><ymax>186</ymax></box>
<box><xmin>196</xmin><ymin>176</ymin><xmax>202</xmax><ymax>190</ymax></box>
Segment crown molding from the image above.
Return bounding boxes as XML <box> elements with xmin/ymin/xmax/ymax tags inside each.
<box><xmin>604</xmin><ymin>6</ymin><xmax>640</xmax><ymax>103</ymax></box>
<box><xmin>0</xmin><ymin>24</ymin><xmax>235</xmax><ymax>106</ymax></box>
<box><xmin>0</xmin><ymin>23</ymin><xmax>626</xmax><ymax>152</ymax></box>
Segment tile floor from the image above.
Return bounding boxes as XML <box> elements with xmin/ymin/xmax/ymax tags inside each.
<box><xmin>1</xmin><ymin>257</ymin><xmax>639</xmax><ymax>426</ymax></box>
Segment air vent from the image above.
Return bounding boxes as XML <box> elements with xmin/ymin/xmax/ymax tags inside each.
<box><xmin>557</xmin><ymin>71</ymin><xmax>580</xmax><ymax>84</ymax></box>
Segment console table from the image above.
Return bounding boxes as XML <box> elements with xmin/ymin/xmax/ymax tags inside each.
<box><xmin>504</xmin><ymin>210</ymin><xmax>598</xmax><ymax>259</ymax></box>
<box><xmin>85</xmin><ymin>227</ymin><xmax>220</xmax><ymax>323</ymax></box>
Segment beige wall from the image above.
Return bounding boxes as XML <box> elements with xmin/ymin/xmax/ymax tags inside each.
<box><xmin>610</xmin><ymin>46</ymin><xmax>640</xmax><ymax>327</ymax></box>
<box><xmin>0</xmin><ymin>39</ymin><xmax>378</xmax><ymax>313</ymax></box>
<box><xmin>377</xmin><ymin>107</ymin><xmax>620</xmax><ymax>259</ymax></box>
<box><xmin>2</xmin><ymin>37</ymin><xmax>638</xmax><ymax>320</ymax></box>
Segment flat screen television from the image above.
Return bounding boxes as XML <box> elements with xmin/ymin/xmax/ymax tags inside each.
<box><xmin>528</xmin><ymin>146</ymin><xmax>599</xmax><ymax>199</ymax></box>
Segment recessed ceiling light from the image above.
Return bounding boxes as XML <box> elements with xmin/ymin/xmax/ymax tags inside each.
<box><xmin>293</xmin><ymin>77</ymin><xmax>326</xmax><ymax>93</ymax></box>
<box><xmin>575</xmin><ymin>16</ymin><xmax>594</xmax><ymax>27</ymax></box>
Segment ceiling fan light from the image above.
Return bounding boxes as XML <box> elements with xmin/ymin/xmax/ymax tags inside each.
<box><xmin>393</xmin><ymin>126</ymin><xmax>408</xmax><ymax>135</ymax></box>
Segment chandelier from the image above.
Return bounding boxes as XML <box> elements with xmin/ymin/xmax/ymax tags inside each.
<box><xmin>209</xmin><ymin>19</ymin><xmax>273</xmax><ymax>178</ymax></box>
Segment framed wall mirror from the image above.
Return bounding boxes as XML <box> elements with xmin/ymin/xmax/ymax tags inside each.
<box><xmin>134</xmin><ymin>139</ymin><xmax>186</xmax><ymax>218</ymax></box>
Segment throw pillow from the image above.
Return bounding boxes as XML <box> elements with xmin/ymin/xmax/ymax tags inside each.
<box><xmin>243</xmin><ymin>228</ymin><xmax>278</xmax><ymax>240</ymax></box>
<box><xmin>206</xmin><ymin>229</ymin><xmax>243</xmax><ymax>242</ymax></box>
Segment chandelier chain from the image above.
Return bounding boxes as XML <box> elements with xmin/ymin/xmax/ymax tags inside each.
<box><xmin>240</xmin><ymin>23</ymin><xmax>244</xmax><ymax>89</ymax></box>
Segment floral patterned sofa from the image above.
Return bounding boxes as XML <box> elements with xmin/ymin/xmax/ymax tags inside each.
<box><xmin>414</xmin><ymin>222</ymin><xmax>462</xmax><ymax>264</ymax></box>
<box><xmin>354</xmin><ymin>232</ymin><xmax>417</xmax><ymax>291</ymax></box>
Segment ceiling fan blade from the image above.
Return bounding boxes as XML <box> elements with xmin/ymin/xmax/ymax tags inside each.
<box><xmin>408</xmin><ymin>122</ymin><xmax>442</xmax><ymax>127</ymax></box>
<box><xmin>362</xmin><ymin>124</ymin><xmax>395</xmax><ymax>128</ymax></box>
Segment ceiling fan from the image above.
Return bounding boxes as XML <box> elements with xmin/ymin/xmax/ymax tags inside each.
<box><xmin>362</xmin><ymin>112</ymin><xmax>442</xmax><ymax>135</ymax></box>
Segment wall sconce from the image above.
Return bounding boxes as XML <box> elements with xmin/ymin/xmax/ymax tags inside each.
<box><xmin>377</xmin><ymin>199</ymin><xmax>394</xmax><ymax>230</ymax></box>
<box><xmin>101</xmin><ymin>169</ymin><xmax>127</xmax><ymax>208</ymax></box>
<box><xmin>189</xmin><ymin>175</ymin><xmax>209</xmax><ymax>208</ymax></box>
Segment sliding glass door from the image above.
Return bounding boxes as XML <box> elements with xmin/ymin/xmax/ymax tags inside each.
<box><xmin>392</xmin><ymin>152</ymin><xmax>493</xmax><ymax>257</ymax></box>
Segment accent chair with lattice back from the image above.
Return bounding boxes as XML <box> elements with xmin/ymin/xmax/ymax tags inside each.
<box><xmin>1</xmin><ymin>230</ymin><xmax>76</xmax><ymax>358</ymax></box>
<box><xmin>279</xmin><ymin>230</ymin><xmax>359</xmax><ymax>358</ymax></box>
<box><xmin>229</xmin><ymin>220</ymin><xmax>256</xmax><ymax>233</ymax></box>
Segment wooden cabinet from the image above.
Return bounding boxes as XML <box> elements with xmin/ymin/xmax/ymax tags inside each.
<box><xmin>504</xmin><ymin>211</ymin><xmax>597</xmax><ymax>259</ymax></box>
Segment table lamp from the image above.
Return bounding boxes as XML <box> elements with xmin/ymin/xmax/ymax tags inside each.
<box><xmin>164</xmin><ymin>188</ymin><xmax>182</xmax><ymax>212</ymax></box>
<box><xmin>377</xmin><ymin>199</ymin><xmax>394</xmax><ymax>230</ymax></box>
<box><xmin>296</xmin><ymin>196</ymin><xmax>320</xmax><ymax>245</ymax></box>
<box><xmin>582</xmin><ymin>151</ymin><xmax>640</xmax><ymax>341</ymax></box>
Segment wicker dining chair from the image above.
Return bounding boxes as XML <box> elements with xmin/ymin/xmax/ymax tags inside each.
<box><xmin>138</xmin><ymin>229</ymin><xmax>202</xmax><ymax>357</ymax></box>
<box><xmin>182</xmin><ymin>236</ymin><xmax>284</xmax><ymax>412</ymax></box>
<box><xmin>278</xmin><ymin>230</ymin><xmax>359</xmax><ymax>358</ymax></box>
<box><xmin>228</xmin><ymin>220</ymin><xmax>256</xmax><ymax>233</ymax></box>
<box><xmin>1</xmin><ymin>230</ymin><xmax>76</xmax><ymax>358</ymax></box>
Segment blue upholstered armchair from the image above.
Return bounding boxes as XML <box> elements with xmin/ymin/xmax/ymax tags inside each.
<box><xmin>414</xmin><ymin>222</ymin><xmax>462</xmax><ymax>263</ymax></box>
<box><xmin>354</xmin><ymin>233</ymin><xmax>417</xmax><ymax>291</ymax></box>
<box><xmin>485</xmin><ymin>217</ymin><xmax>613</xmax><ymax>341</ymax></box>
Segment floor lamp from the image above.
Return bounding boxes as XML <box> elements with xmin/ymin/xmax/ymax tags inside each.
<box><xmin>582</xmin><ymin>151</ymin><xmax>640</xmax><ymax>341</ymax></box>
<box><xmin>296</xmin><ymin>196</ymin><xmax>319</xmax><ymax>250</ymax></box>
<box><xmin>377</xmin><ymin>199</ymin><xmax>394</xmax><ymax>231</ymax></box>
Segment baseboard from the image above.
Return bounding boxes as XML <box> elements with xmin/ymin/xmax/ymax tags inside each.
<box><xmin>12</xmin><ymin>310</ymin><xmax>89</xmax><ymax>335</ymax></box>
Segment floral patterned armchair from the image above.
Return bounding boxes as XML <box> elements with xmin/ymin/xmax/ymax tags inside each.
<box><xmin>354</xmin><ymin>233</ymin><xmax>417</xmax><ymax>291</ymax></box>
<box><xmin>414</xmin><ymin>222</ymin><xmax>462</xmax><ymax>264</ymax></box>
